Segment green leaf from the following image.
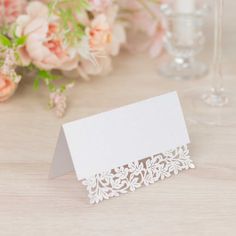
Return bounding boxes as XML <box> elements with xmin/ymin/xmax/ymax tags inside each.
<box><xmin>33</xmin><ymin>77</ymin><xmax>40</xmax><ymax>89</ymax></box>
<box><xmin>15</xmin><ymin>36</ymin><xmax>27</xmax><ymax>47</ymax></box>
<box><xmin>0</xmin><ymin>34</ymin><xmax>12</xmax><ymax>47</ymax></box>
<box><xmin>38</xmin><ymin>69</ymin><xmax>60</xmax><ymax>81</ymax></box>
<box><xmin>38</xmin><ymin>70</ymin><xmax>53</xmax><ymax>80</ymax></box>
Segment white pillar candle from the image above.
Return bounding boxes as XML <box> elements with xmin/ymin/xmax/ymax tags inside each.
<box><xmin>174</xmin><ymin>0</ymin><xmax>196</xmax><ymax>45</ymax></box>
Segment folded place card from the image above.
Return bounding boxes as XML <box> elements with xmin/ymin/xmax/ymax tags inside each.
<box><xmin>49</xmin><ymin>91</ymin><xmax>195</xmax><ymax>204</ymax></box>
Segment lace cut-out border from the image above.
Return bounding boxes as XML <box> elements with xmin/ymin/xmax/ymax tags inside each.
<box><xmin>82</xmin><ymin>145</ymin><xmax>194</xmax><ymax>204</ymax></box>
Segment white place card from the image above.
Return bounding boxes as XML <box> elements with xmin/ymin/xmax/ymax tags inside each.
<box><xmin>49</xmin><ymin>92</ymin><xmax>195</xmax><ymax>204</ymax></box>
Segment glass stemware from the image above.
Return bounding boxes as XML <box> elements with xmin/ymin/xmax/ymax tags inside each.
<box><xmin>202</xmin><ymin>0</ymin><xmax>227</xmax><ymax>106</ymax></box>
<box><xmin>182</xmin><ymin>0</ymin><xmax>236</xmax><ymax>126</ymax></box>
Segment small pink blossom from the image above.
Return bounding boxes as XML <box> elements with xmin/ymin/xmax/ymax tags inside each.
<box><xmin>0</xmin><ymin>49</ymin><xmax>22</xmax><ymax>85</ymax></box>
<box><xmin>0</xmin><ymin>0</ymin><xmax>26</xmax><ymax>25</ymax></box>
<box><xmin>49</xmin><ymin>83</ymin><xmax>74</xmax><ymax>117</ymax></box>
<box><xmin>49</xmin><ymin>91</ymin><xmax>67</xmax><ymax>118</ymax></box>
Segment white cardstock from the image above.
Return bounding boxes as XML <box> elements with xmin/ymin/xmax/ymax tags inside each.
<box><xmin>49</xmin><ymin>92</ymin><xmax>195</xmax><ymax>204</ymax></box>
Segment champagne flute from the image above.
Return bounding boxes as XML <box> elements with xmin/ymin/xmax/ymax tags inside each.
<box><xmin>182</xmin><ymin>0</ymin><xmax>236</xmax><ymax>126</ymax></box>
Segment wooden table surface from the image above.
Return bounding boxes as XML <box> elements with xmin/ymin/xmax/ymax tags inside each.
<box><xmin>1</xmin><ymin>2</ymin><xmax>236</xmax><ymax>236</ymax></box>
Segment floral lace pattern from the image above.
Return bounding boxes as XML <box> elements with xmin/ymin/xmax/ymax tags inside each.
<box><xmin>82</xmin><ymin>145</ymin><xmax>194</xmax><ymax>204</ymax></box>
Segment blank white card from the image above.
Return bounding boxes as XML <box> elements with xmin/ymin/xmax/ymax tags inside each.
<box><xmin>50</xmin><ymin>91</ymin><xmax>190</xmax><ymax>181</ymax></box>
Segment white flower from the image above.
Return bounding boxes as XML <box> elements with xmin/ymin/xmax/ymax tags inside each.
<box><xmin>114</xmin><ymin>166</ymin><xmax>129</xmax><ymax>179</ymax></box>
<box><xmin>146</xmin><ymin>156</ymin><xmax>159</xmax><ymax>174</ymax></box>
<box><xmin>129</xmin><ymin>177</ymin><xmax>141</xmax><ymax>192</ymax></box>
<box><xmin>128</xmin><ymin>161</ymin><xmax>143</xmax><ymax>177</ymax></box>
<box><xmin>155</xmin><ymin>163</ymin><xmax>171</xmax><ymax>181</ymax></box>
<box><xmin>168</xmin><ymin>160</ymin><xmax>184</xmax><ymax>175</ymax></box>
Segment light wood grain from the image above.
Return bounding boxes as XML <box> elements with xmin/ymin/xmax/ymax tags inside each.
<box><xmin>1</xmin><ymin>2</ymin><xmax>236</xmax><ymax>236</ymax></box>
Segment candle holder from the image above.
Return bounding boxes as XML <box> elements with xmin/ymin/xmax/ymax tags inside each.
<box><xmin>182</xmin><ymin>0</ymin><xmax>236</xmax><ymax>126</ymax></box>
<box><xmin>159</xmin><ymin>3</ymin><xmax>208</xmax><ymax>80</ymax></box>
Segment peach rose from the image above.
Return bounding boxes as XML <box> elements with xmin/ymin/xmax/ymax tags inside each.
<box><xmin>16</xmin><ymin>1</ymin><xmax>78</xmax><ymax>71</ymax></box>
<box><xmin>88</xmin><ymin>14</ymin><xmax>112</xmax><ymax>52</ymax></box>
<box><xmin>0</xmin><ymin>73</ymin><xmax>17</xmax><ymax>102</ymax></box>
<box><xmin>0</xmin><ymin>0</ymin><xmax>26</xmax><ymax>25</ymax></box>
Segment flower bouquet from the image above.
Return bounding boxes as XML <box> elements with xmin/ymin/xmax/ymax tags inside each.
<box><xmin>0</xmin><ymin>0</ymin><xmax>126</xmax><ymax>116</ymax></box>
<box><xmin>0</xmin><ymin>0</ymin><xmax>166</xmax><ymax>117</ymax></box>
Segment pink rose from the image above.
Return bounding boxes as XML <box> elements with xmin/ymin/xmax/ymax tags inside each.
<box><xmin>88</xmin><ymin>14</ymin><xmax>112</xmax><ymax>52</ymax></box>
<box><xmin>0</xmin><ymin>0</ymin><xmax>26</xmax><ymax>25</ymax></box>
<box><xmin>88</xmin><ymin>6</ymin><xmax>126</xmax><ymax>56</ymax></box>
<box><xmin>16</xmin><ymin>1</ymin><xmax>78</xmax><ymax>71</ymax></box>
<box><xmin>0</xmin><ymin>73</ymin><xmax>17</xmax><ymax>102</ymax></box>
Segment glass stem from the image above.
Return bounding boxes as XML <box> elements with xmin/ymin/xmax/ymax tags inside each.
<box><xmin>203</xmin><ymin>0</ymin><xmax>228</xmax><ymax>107</ymax></box>
<box><xmin>211</xmin><ymin>0</ymin><xmax>224</xmax><ymax>94</ymax></box>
